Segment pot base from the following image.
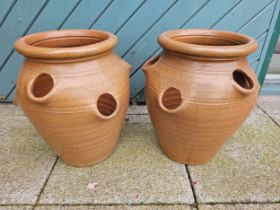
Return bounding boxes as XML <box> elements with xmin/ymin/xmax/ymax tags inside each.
<box><xmin>159</xmin><ymin>143</ymin><xmax>220</xmax><ymax>165</ymax></box>
<box><xmin>60</xmin><ymin>146</ymin><xmax>117</xmax><ymax>167</ymax></box>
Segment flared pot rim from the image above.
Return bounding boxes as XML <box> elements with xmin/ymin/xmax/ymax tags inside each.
<box><xmin>14</xmin><ymin>29</ymin><xmax>117</xmax><ymax>60</ymax></box>
<box><xmin>158</xmin><ymin>29</ymin><xmax>258</xmax><ymax>58</ymax></box>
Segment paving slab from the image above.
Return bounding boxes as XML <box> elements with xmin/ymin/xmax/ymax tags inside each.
<box><xmin>199</xmin><ymin>204</ymin><xmax>280</xmax><ymax>210</ymax></box>
<box><xmin>251</xmin><ymin>105</ymin><xmax>264</xmax><ymax>114</ymax></box>
<box><xmin>127</xmin><ymin>106</ymin><xmax>148</xmax><ymax>115</ymax></box>
<box><xmin>0</xmin><ymin>206</ymin><xmax>33</xmax><ymax>210</ymax></box>
<box><xmin>39</xmin><ymin>123</ymin><xmax>194</xmax><ymax>205</ymax></box>
<box><xmin>188</xmin><ymin>113</ymin><xmax>280</xmax><ymax>203</ymax></box>
<box><xmin>270</xmin><ymin>113</ymin><xmax>280</xmax><ymax>125</ymax></box>
<box><xmin>0</xmin><ymin>115</ymin><xmax>57</xmax><ymax>204</ymax></box>
<box><xmin>258</xmin><ymin>95</ymin><xmax>280</xmax><ymax>113</ymax></box>
<box><xmin>0</xmin><ymin>104</ymin><xmax>24</xmax><ymax>116</ymax></box>
<box><xmin>125</xmin><ymin>114</ymin><xmax>151</xmax><ymax>124</ymax></box>
<box><xmin>35</xmin><ymin>205</ymin><xmax>195</xmax><ymax>210</ymax></box>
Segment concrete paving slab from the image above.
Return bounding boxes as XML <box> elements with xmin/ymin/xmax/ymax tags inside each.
<box><xmin>270</xmin><ymin>113</ymin><xmax>280</xmax><ymax>125</ymax></box>
<box><xmin>127</xmin><ymin>106</ymin><xmax>148</xmax><ymax>115</ymax></box>
<box><xmin>35</xmin><ymin>205</ymin><xmax>195</xmax><ymax>210</ymax></box>
<box><xmin>258</xmin><ymin>95</ymin><xmax>280</xmax><ymax>113</ymax></box>
<box><xmin>0</xmin><ymin>206</ymin><xmax>33</xmax><ymax>210</ymax></box>
<box><xmin>0</xmin><ymin>115</ymin><xmax>57</xmax><ymax>204</ymax></box>
<box><xmin>252</xmin><ymin>105</ymin><xmax>264</xmax><ymax>114</ymax></box>
<box><xmin>189</xmin><ymin>113</ymin><xmax>280</xmax><ymax>203</ymax></box>
<box><xmin>38</xmin><ymin>123</ymin><xmax>194</xmax><ymax>205</ymax></box>
<box><xmin>199</xmin><ymin>204</ymin><xmax>280</xmax><ymax>210</ymax></box>
<box><xmin>125</xmin><ymin>114</ymin><xmax>151</xmax><ymax>124</ymax></box>
<box><xmin>0</xmin><ymin>104</ymin><xmax>24</xmax><ymax>116</ymax></box>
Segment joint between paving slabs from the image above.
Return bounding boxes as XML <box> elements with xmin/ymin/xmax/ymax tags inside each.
<box><xmin>32</xmin><ymin>157</ymin><xmax>59</xmax><ymax>210</ymax></box>
<box><xmin>257</xmin><ymin>104</ymin><xmax>280</xmax><ymax>127</ymax></box>
<box><xmin>185</xmin><ymin>165</ymin><xmax>199</xmax><ymax>210</ymax></box>
<box><xmin>32</xmin><ymin>203</ymin><xmax>196</xmax><ymax>208</ymax></box>
<box><xmin>197</xmin><ymin>201</ymin><xmax>280</xmax><ymax>205</ymax></box>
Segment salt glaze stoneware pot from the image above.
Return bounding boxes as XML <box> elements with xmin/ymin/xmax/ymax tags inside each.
<box><xmin>143</xmin><ymin>29</ymin><xmax>260</xmax><ymax>165</ymax></box>
<box><xmin>14</xmin><ymin>30</ymin><xmax>130</xmax><ymax>167</ymax></box>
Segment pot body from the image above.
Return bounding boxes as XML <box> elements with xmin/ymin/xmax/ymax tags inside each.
<box><xmin>144</xmin><ymin>51</ymin><xmax>259</xmax><ymax>164</ymax></box>
<box><xmin>16</xmin><ymin>52</ymin><xmax>130</xmax><ymax>167</ymax></box>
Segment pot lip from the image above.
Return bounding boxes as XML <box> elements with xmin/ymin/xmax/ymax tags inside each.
<box><xmin>14</xmin><ymin>29</ymin><xmax>117</xmax><ymax>60</ymax></box>
<box><xmin>158</xmin><ymin>29</ymin><xmax>258</xmax><ymax>58</ymax></box>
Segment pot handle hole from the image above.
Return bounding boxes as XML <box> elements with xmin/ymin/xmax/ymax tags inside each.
<box><xmin>96</xmin><ymin>93</ymin><xmax>119</xmax><ymax>120</ymax></box>
<box><xmin>143</xmin><ymin>55</ymin><xmax>160</xmax><ymax>73</ymax></box>
<box><xmin>26</xmin><ymin>73</ymin><xmax>56</xmax><ymax>103</ymax></box>
<box><xmin>232</xmin><ymin>69</ymin><xmax>255</xmax><ymax>95</ymax></box>
<box><xmin>158</xmin><ymin>87</ymin><xmax>183</xmax><ymax>113</ymax></box>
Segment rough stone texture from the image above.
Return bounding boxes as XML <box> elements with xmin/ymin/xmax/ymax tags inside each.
<box><xmin>189</xmin><ymin>113</ymin><xmax>280</xmax><ymax>203</ymax></box>
<box><xmin>35</xmin><ymin>205</ymin><xmax>195</xmax><ymax>210</ymax></box>
<box><xmin>0</xmin><ymin>104</ymin><xmax>24</xmax><ymax>116</ymax></box>
<box><xmin>127</xmin><ymin>106</ymin><xmax>148</xmax><ymax>115</ymax></box>
<box><xmin>0</xmin><ymin>207</ymin><xmax>33</xmax><ymax>210</ymax></box>
<box><xmin>199</xmin><ymin>204</ymin><xmax>280</xmax><ymax>210</ymax></box>
<box><xmin>252</xmin><ymin>105</ymin><xmax>264</xmax><ymax>114</ymax></box>
<box><xmin>0</xmin><ymin>115</ymin><xmax>57</xmax><ymax>204</ymax></box>
<box><xmin>1</xmin><ymin>97</ymin><xmax>279</xmax><ymax>207</ymax></box>
<box><xmin>39</xmin><ymin>123</ymin><xmax>194</xmax><ymax>205</ymax></box>
<box><xmin>125</xmin><ymin>114</ymin><xmax>151</xmax><ymax>124</ymax></box>
<box><xmin>270</xmin><ymin>114</ymin><xmax>280</xmax><ymax>125</ymax></box>
<box><xmin>258</xmin><ymin>95</ymin><xmax>280</xmax><ymax>113</ymax></box>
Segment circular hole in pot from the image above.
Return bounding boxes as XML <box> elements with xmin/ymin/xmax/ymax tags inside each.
<box><xmin>233</xmin><ymin>70</ymin><xmax>254</xmax><ymax>89</ymax></box>
<box><xmin>147</xmin><ymin>55</ymin><xmax>160</xmax><ymax>66</ymax></box>
<box><xmin>97</xmin><ymin>93</ymin><xmax>117</xmax><ymax>117</ymax></box>
<box><xmin>161</xmin><ymin>87</ymin><xmax>182</xmax><ymax>110</ymax></box>
<box><xmin>32</xmin><ymin>73</ymin><xmax>54</xmax><ymax>98</ymax></box>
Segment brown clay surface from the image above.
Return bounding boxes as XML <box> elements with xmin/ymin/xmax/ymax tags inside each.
<box><xmin>143</xmin><ymin>29</ymin><xmax>260</xmax><ymax>165</ymax></box>
<box><xmin>14</xmin><ymin>30</ymin><xmax>130</xmax><ymax>167</ymax></box>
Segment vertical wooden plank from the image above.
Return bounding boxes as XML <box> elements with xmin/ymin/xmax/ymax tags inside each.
<box><xmin>0</xmin><ymin>0</ymin><xmax>79</xmax><ymax>100</ymax></box>
<box><xmin>0</xmin><ymin>0</ymin><xmax>279</xmax><ymax>101</ymax></box>
<box><xmin>115</xmin><ymin>0</ymin><xmax>176</xmax><ymax>56</ymax></box>
<box><xmin>91</xmin><ymin>0</ymin><xmax>145</xmax><ymax>33</ymax></box>
<box><xmin>213</xmin><ymin>0</ymin><xmax>273</xmax><ymax>30</ymax></box>
<box><xmin>0</xmin><ymin>0</ymin><xmax>46</xmax><ymax>69</ymax></box>
<box><xmin>238</xmin><ymin>0</ymin><xmax>276</xmax><ymax>37</ymax></box>
<box><xmin>128</xmin><ymin>0</ymin><xmax>210</xmax><ymax>97</ymax></box>
<box><xmin>248</xmin><ymin>33</ymin><xmax>267</xmax><ymax>63</ymax></box>
<box><xmin>27</xmin><ymin>0</ymin><xmax>79</xmax><ymax>34</ymax></box>
<box><xmin>0</xmin><ymin>0</ymin><xmax>16</xmax><ymax>26</ymax></box>
<box><xmin>185</xmin><ymin>0</ymin><xmax>241</xmax><ymax>28</ymax></box>
<box><xmin>61</xmin><ymin>0</ymin><xmax>111</xmax><ymax>29</ymax></box>
<box><xmin>257</xmin><ymin>0</ymin><xmax>280</xmax><ymax>85</ymax></box>
<box><xmin>126</xmin><ymin>0</ymin><xmax>208</xmax><ymax>74</ymax></box>
<box><xmin>251</xmin><ymin>61</ymin><xmax>259</xmax><ymax>72</ymax></box>
<box><xmin>130</xmin><ymin>49</ymin><xmax>161</xmax><ymax>99</ymax></box>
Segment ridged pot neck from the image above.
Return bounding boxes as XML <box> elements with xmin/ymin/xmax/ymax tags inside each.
<box><xmin>15</xmin><ymin>30</ymin><xmax>117</xmax><ymax>61</ymax></box>
<box><xmin>158</xmin><ymin>29</ymin><xmax>258</xmax><ymax>60</ymax></box>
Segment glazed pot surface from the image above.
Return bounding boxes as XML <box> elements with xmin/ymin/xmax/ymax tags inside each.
<box><xmin>15</xmin><ymin>30</ymin><xmax>130</xmax><ymax>167</ymax></box>
<box><xmin>143</xmin><ymin>29</ymin><xmax>260</xmax><ymax>165</ymax></box>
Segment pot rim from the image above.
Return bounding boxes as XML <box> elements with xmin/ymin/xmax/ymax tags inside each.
<box><xmin>158</xmin><ymin>29</ymin><xmax>258</xmax><ymax>58</ymax></box>
<box><xmin>14</xmin><ymin>29</ymin><xmax>117</xmax><ymax>59</ymax></box>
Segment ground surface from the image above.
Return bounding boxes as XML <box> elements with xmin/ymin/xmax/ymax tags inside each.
<box><xmin>0</xmin><ymin>96</ymin><xmax>279</xmax><ymax>210</ymax></box>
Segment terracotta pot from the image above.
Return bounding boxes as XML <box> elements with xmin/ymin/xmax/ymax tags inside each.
<box><xmin>15</xmin><ymin>30</ymin><xmax>130</xmax><ymax>167</ymax></box>
<box><xmin>143</xmin><ymin>29</ymin><xmax>260</xmax><ymax>165</ymax></box>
